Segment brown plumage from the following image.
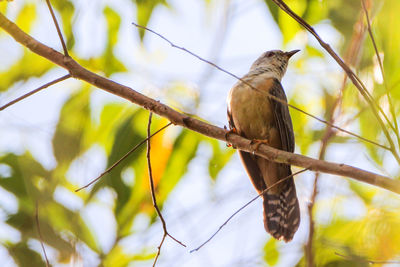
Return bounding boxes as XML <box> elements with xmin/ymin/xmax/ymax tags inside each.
<box><xmin>227</xmin><ymin>50</ymin><xmax>300</xmax><ymax>242</ymax></box>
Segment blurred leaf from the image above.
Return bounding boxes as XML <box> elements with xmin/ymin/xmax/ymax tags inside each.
<box><xmin>208</xmin><ymin>139</ymin><xmax>235</xmax><ymax>180</ymax></box>
<box><xmin>102</xmin><ymin>6</ymin><xmax>127</xmax><ymax>76</ymax></box>
<box><xmin>103</xmin><ymin>245</ymin><xmax>155</xmax><ymax>267</ymax></box>
<box><xmin>289</xmin><ymin>94</ymin><xmax>312</xmax><ymax>154</ymax></box>
<box><xmin>52</xmin><ymin>87</ymin><xmax>91</xmax><ymax>166</ymax></box>
<box><xmin>0</xmin><ymin>153</ymin><xmax>49</xmax><ymax>201</ymax></box>
<box><xmin>6</xmin><ymin>242</ymin><xmax>45</xmax><ymax>267</ymax></box>
<box><xmin>51</xmin><ymin>0</ymin><xmax>75</xmax><ymax>49</ymax></box>
<box><xmin>157</xmin><ymin>129</ymin><xmax>200</xmax><ymax>201</ymax></box>
<box><xmin>349</xmin><ymin>182</ymin><xmax>376</xmax><ymax>205</ymax></box>
<box><xmin>134</xmin><ymin>0</ymin><xmax>169</xmax><ymax>40</ymax></box>
<box><xmin>305</xmin><ymin>45</ymin><xmax>324</xmax><ymax>58</ymax></box>
<box><xmin>358</xmin><ymin>108</ymin><xmax>383</xmax><ymax>165</ymax></box>
<box><xmin>264</xmin><ymin>238</ymin><xmax>279</xmax><ymax>266</ymax></box>
<box><xmin>15</xmin><ymin>4</ymin><xmax>36</xmax><ymax>32</ymax></box>
<box><xmin>0</xmin><ymin>51</ymin><xmax>54</xmax><ymax>92</ymax></box>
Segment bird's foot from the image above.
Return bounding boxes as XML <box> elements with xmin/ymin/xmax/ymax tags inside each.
<box><xmin>250</xmin><ymin>139</ymin><xmax>269</xmax><ymax>151</ymax></box>
<box><xmin>224</xmin><ymin>126</ymin><xmax>237</xmax><ymax>148</ymax></box>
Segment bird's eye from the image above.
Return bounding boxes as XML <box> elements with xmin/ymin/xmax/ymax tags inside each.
<box><xmin>265</xmin><ymin>52</ymin><xmax>273</xmax><ymax>58</ymax></box>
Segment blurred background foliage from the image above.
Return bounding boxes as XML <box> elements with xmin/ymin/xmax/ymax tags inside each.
<box><xmin>1</xmin><ymin>0</ymin><xmax>400</xmax><ymax>266</ymax></box>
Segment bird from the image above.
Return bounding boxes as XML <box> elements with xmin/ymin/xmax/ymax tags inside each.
<box><xmin>227</xmin><ymin>49</ymin><xmax>300</xmax><ymax>242</ymax></box>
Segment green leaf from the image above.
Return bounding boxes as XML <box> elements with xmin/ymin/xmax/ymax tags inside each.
<box><xmin>51</xmin><ymin>0</ymin><xmax>76</xmax><ymax>49</ymax></box>
<box><xmin>52</xmin><ymin>87</ymin><xmax>91</xmax><ymax>166</ymax></box>
<box><xmin>103</xmin><ymin>6</ymin><xmax>126</xmax><ymax>76</ymax></box>
<box><xmin>15</xmin><ymin>4</ymin><xmax>36</xmax><ymax>33</ymax></box>
<box><xmin>0</xmin><ymin>51</ymin><xmax>54</xmax><ymax>92</ymax></box>
<box><xmin>6</xmin><ymin>242</ymin><xmax>45</xmax><ymax>267</ymax></box>
<box><xmin>134</xmin><ymin>0</ymin><xmax>169</xmax><ymax>40</ymax></box>
<box><xmin>264</xmin><ymin>238</ymin><xmax>279</xmax><ymax>266</ymax></box>
<box><xmin>208</xmin><ymin>139</ymin><xmax>235</xmax><ymax>180</ymax></box>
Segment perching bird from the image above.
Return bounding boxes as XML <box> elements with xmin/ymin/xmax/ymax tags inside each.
<box><xmin>227</xmin><ymin>49</ymin><xmax>300</xmax><ymax>242</ymax></box>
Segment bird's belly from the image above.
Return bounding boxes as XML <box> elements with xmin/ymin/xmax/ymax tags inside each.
<box><xmin>229</xmin><ymin>86</ymin><xmax>276</xmax><ymax>140</ymax></box>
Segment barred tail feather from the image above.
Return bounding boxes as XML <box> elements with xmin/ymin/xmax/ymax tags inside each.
<box><xmin>263</xmin><ymin>178</ymin><xmax>300</xmax><ymax>242</ymax></box>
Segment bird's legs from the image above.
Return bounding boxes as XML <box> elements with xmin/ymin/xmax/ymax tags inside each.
<box><xmin>224</xmin><ymin>126</ymin><xmax>237</xmax><ymax>147</ymax></box>
<box><xmin>250</xmin><ymin>138</ymin><xmax>269</xmax><ymax>151</ymax></box>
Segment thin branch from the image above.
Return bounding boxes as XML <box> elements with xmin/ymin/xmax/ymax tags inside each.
<box><xmin>45</xmin><ymin>0</ymin><xmax>69</xmax><ymax>56</ymax></box>
<box><xmin>35</xmin><ymin>201</ymin><xmax>50</xmax><ymax>267</ymax></box>
<box><xmin>146</xmin><ymin>113</ymin><xmax>185</xmax><ymax>267</ymax></box>
<box><xmin>335</xmin><ymin>252</ymin><xmax>400</xmax><ymax>265</ymax></box>
<box><xmin>305</xmin><ymin>15</ymin><xmax>367</xmax><ymax>265</ymax></box>
<box><xmin>305</xmin><ymin>128</ymin><xmax>334</xmax><ymax>267</ymax></box>
<box><xmin>269</xmin><ymin>0</ymin><xmax>400</xmax><ymax>164</ymax></box>
<box><xmin>0</xmin><ymin>74</ymin><xmax>71</xmax><ymax>111</ymax></box>
<box><xmin>190</xmin><ymin>168</ymin><xmax>309</xmax><ymax>253</ymax></box>
<box><xmin>361</xmin><ymin>0</ymin><xmax>400</xmax><ymax>148</ymax></box>
<box><xmin>1</xmin><ymin>13</ymin><xmax>399</xmax><ymax>194</ymax></box>
<box><xmin>131</xmin><ymin>22</ymin><xmax>389</xmax><ymax>151</ymax></box>
<box><xmin>75</xmin><ymin>122</ymin><xmax>172</xmax><ymax>192</ymax></box>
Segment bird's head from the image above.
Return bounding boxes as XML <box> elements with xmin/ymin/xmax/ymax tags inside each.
<box><xmin>249</xmin><ymin>49</ymin><xmax>300</xmax><ymax>80</ymax></box>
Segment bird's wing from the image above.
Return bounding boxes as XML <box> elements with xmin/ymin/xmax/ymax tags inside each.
<box><xmin>227</xmin><ymin>107</ymin><xmax>267</xmax><ymax>193</ymax></box>
<box><xmin>269</xmin><ymin>78</ymin><xmax>295</xmax><ymax>153</ymax></box>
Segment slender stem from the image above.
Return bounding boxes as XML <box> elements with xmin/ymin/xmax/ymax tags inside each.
<box><xmin>45</xmin><ymin>0</ymin><xmax>69</xmax><ymax>56</ymax></box>
<box><xmin>0</xmin><ymin>74</ymin><xmax>71</xmax><ymax>111</ymax></box>
<box><xmin>36</xmin><ymin>201</ymin><xmax>50</xmax><ymax>267</ymax></box>
<box><xmin>131</xmin><ymin>22</ymin><xmax>389</xmax><ymax>151</ymax></box>
<box><xmin>190</xmin><ymin>168</ymin><xmax>309</xmax><ymax>252</ymax></box>
<box><xmin>0</xmin><ymin>13</ymin><xmax>398</xmax><ymax>194</ymax></box>
<box><xmin>75</xmin><ymin>123</ymin><xmax>172</xmax><ymax>192</ymax></box>
<box><xmin>146</xmin><ymin>113</ymin><xmax>185</xmax><ymax>266</ymax></box>
<box><xmin>270</xmin><ymin>0</ymin><xmax>400</xmax><ymax>164</ymax></box>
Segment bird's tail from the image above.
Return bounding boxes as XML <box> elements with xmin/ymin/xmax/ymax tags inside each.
<box><xmin>262</xmin><ymin>178</ymin><xmax>300</xmax><ymax>242</ymax></box>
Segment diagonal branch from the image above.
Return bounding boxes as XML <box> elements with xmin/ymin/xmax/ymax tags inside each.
<box><xmin>146</xmin><ymin>113</ymin><xmax>185</xmax><ymax>267</ymax></box>
<box><xmin>0</xmin><ymin>74</ymin><xmax>71</xmax><ymax>111</ymax></box>
<box><xmin>269</xmin><ymin>0</ymin><xmax>400</xmax><ymax>164</ymax></box>
<box><xmin>35</xmin><ymin>201</ymin><xmax>50</xmax><ymax>267</ymax></box>
<box><xmin>75</xmin><ymin>122</ymin><xmax>172</xmax><ymax>192</ymax></box>
<box><xmin>132</xmin><ymin>22</ymin><xmax>388</xmax><ymax>151</ymax></box>
<box><xmin>45</xmin><ymin>0</ymin><xmax>69</xmax><ymax>56</ymax></box>
<box><xmin>361</xmin><ymin>0</ymin><xmax>400</xmax><ymax>148</ymax></box>
<box><xmin>1</xmin><ymin>12</ymin><xmax>399</xmax><ymax>194</ymax></box>
<box><xmin>190</xmin><ymin>168</ymin><xmax>309</xmax><ymax>253</ymax></box>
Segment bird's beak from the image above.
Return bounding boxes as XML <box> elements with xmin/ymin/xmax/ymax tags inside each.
<box><xmin>285</xmin><ymin>49</ymin><xmax>300</xmax><ymax>58</ymax></box>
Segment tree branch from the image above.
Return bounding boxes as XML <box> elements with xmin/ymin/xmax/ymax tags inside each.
<box><xmin>270</xmin><ymin>0</ymin><xmax>400</xmax><ymax>164</ymax></box>
<box><xmin>35</xmin><ymin>201</ymin><xmax>50</xmax><ymax>267</ymax></box>
<box><xmin>1</xmin><ymin>12</ymin><xmax>399</xmax><ymax>194</ymax></box>
<box><xmin>131</xmin><ymin>22</ymin><xmax>389</xmax><ymax>151</ymax></box>
<box><xmin>146</xmin><ymin>113</ymin><xmax>185</xmax><ymax>267</ymax></box>
<box><xmin>45</xmin><ymin>0</ymin><xmax>69</xmax><ymax>56</ymax></box>
<box><xmin>190</xmin><ymin>168</ymin><xmax>309</xmax><ymax>253</ymax></box>
<box><xmin>75</xmin><ymin>122</ymin><xmax>172</xmax><ymax>192</ymax></box>
<box><xmin>0</xmin><ymin>74</ymin><xmax>71</xmax><ymax>111</ymax></box>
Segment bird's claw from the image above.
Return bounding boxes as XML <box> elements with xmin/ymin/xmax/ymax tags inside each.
<box><xmin>250</xmin><ymin>139</ymin><xmax>269</xmax><ymax>151</ymax></box>
<box><xmin>225</xmin><ymin>126</ymin><xmax>237</xmax><ymax>148</ymax></box>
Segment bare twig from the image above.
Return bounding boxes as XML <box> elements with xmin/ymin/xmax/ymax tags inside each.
<box><xmin>305</xmin><ymin>128</ymin><xmax>334</xmax><ymax>267</ymax></box>
<box><xmin>1</xmin><ymin>13</ymin><xmax>399</xmax><ymax>194</ymax></box>
<box><xmin>305</xmin><ymin>14</ymin><xmax>367</xmax><ymax>266</ymax></box>
<box><xmin>361</xmin><ymin>0</ymin><xmax>400</xmax><ymax>148</ymax></box>
<box><xmin>146</xmin><ymin>113</ymin><xmax>185</xmax><ymax>266</ymax></box>
<box><xmin>269</xmin><ymin>0</ymin><xmax>400</xmax><ymax>164</ymax></box>
<box><xmin>0</xmin><ymin>74</ymin><xmax>71</xmax><ymax>111</ymax></box>
<box><xmin>335</xmin><ymin>252</ymin><xmax>400</xmax><ymax>264</ymax></box>
<box><xmin>45</xmin><ymin>0</ymin><xmax>69</xmax><ymax>56</ymax></box>
<box><xmin>75</xmin><ymin>122</ymin><xmax>172</xmax><ymax>192</ymax></box>
<box><xmin>131</xmin><ymin>22</ymin><xmax>389</xmax><ymax>151</ymax></box>
<box><xmin>190</xmin><ymin>168</ymin><xmax>309</xmax><ymax>253</ymax></box>
<box><xmin>35</xmin><ymin>201</ymin><xmax>50</xmax><ymax>267</ymax></box>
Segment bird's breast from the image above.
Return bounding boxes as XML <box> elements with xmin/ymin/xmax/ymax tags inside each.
<box><xmin>228</xmin><ymin>78</ymin><xmax>276</xmax><ymax>140</ymax></box>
